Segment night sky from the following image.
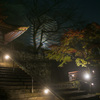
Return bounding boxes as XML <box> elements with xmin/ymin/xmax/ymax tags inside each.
<box><xmin>1</xmin><ymin>0</ymin><xmax>100</xmax><ymax>45</ymax></box>
<box><xmin>1</xmin><ymin>0</ymin><xmax>100</xmax><ymax>24</ymax></box>
<box><xmin>75</xmin><ymin>0</ymin><xmax>100</xmax><ymax>24</ymax></box>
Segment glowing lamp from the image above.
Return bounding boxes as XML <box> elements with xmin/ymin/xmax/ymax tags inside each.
<box><xmin>44</xmin><ymin>89</ymin><xmax>49</xmax><ymax>94</ymax></box>
<box><xmin>84</xmin><ymin>73</ymin><xmax>90</xmax><ymax>80</ymax></box>
<box><xmin>92</xmin><ymin>70</ymin><xmax>95</xmax><ymax>73</ymax></box>
<box><xmin>91</xmin><ymin>83</ymin><xmax>94</xmax><ymax>86</ymax></box>
<box><xmin>5</xmin><ymin>55</ymin><xmax>10</xmax><ymax>60</ymax></box>
<box><xmin>72</xmin><ymin>74</ymin><xmax>75</xmax><ymax>77</ymax></box>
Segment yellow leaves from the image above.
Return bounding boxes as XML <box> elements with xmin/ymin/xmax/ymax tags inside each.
<box><xmin>46</xmin><ymin>51</ymin><xmax>72</xmax><ymax>67</ymax></box>
<box><xmin>75</xmin><ymin>58</ymin><xmax>90</xmax><ymax>67</ymax></box>
<box><xmin>55</xmin><ymin>54</ymin><xmax>72</xmax><ymax>63</ymax></box>
<box><xmin>46</xmin><ymin>52</ymin><xmax>57</xmax><ymax>60</ymax></box>
<box><xmin>59</xmin><ymin>56</ymin><xmax>72</xmax><ymax>67</ymax></box>
<box><xmin>75</xmin><ymin>51</ymin><xmax>82</xmax><ymax>57</ymax></box>
<box><xmin>67</xmin><ymin>48</ymin><xmax>77</xmax><ymax>53</ymax></box>
<box><xmin>64</xmin><ymin>56</ymin><xmax>72</xmax><ymax>62</ymax></box>
<box><xmin>75</xmin><ymin>51</ymin><xmax>87</xmax><ymax>58</ymax></box>
<box><xmin>61</xmin><ymin>48</ymin><xmax>77</xmax><ymax>54</ymax></box>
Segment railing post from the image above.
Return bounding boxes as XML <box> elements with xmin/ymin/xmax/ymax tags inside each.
<box><xmin>32</xmin><ymin>77</ymin><xmax>34</xmax><ymax>93</ymax></box>
<box><xmin>13</xmin><ymin>60</ymin><xmax>15</xmax><ymax>72</ymax></box>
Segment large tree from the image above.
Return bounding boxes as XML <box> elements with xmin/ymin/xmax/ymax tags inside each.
<box><xmin>47</xmin><ymin>22</ymin><xmax>100</xmax><ymax>67</ymax></box>
<box><xmin>20</xmin><ymin>0</ymin><xmax>86</xmax><ymax>54</ymax></box>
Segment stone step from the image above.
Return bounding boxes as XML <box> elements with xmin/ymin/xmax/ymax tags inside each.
<box><xmin>28</xmin><ymin>96</ymin><xmax>56</xmax><ymax>100</ymax></box>
<box><xmin>0</xmin><ymin>72</ymin><xmax>30</xmax><ymax>76</ymax></box>
<box><xmin>0</xmin><ymin>78</ymin><xmax>31</xmax><ymax>82</ymax></box>
<box><xmin>0</xmin><ymin>74</ymin><xmax>31</xmax><ymax>79</ymax></box>
<box><xmin>51</xmin><ymin>83</ymin><xmax>100</xmax><ymax>100</ymax></box>
<box><xmin>0</xmin><ymin>68</ymin><xmax>25</xmax><ymax>73</ymax></box>
<box><xmin>0</xmin><ymin>85</ymin><xmax>40</xmax><ymax>90</ymax></box>
<box><xmin>9</xmin><ymin>92</ymin><xmax>42</xmax><ymax>99</ymax></box>
<box><xmin>0</xmin><ymin>71</ymin><xmax>29</xmax><ymax>76</ymax></box>
<box><xmin>21</xmin><ymin>79</ymin><xmax>32</xmax><ymax>82</ymax></box>
<box><xmin>0</xmin><ymin>67</ymin><xmax>31</xmax><ymax>78</ymax></box>
<box><xmin>59</xmin><ymin>90</ymin><xmax>87</xmax><ymax>96</ymax></box>
<box><xmin>0</xmin><ymin>82</ymin><xmax>38</xmax><ymax>86</ymax></box>
<box><xmin>59</xmin><ymin>91</ymin><xmax>88</xmax><ymax>99</ymax></box>
<box><xmin>1</xmin><ymin>89</ymin><xmax>30</xmax><ymax>93</ymax></box>
<box><xmin>70</xmin><ymin>94</ymin><xmax>99</xmax><ymax>100</ymax></box>
<box><xmin>0</xmin><ymin>78</ymin><xmax>21</xmax><ymax>82</ymax></box>
<box><xmin>54</xmin><ymin>88</ymin><xmax>78</xmax><ymax>91</ymax></box>
<box><xmin>6</xmin><ymin>89</ymin><xmax>41</xmax><ymax>94</ymax></box>
<box><xmin>0</xmin><ymin>81</ymin><xmax>24</xmax><ymax>86</ymax></box>
<box><xmin>0</xmin><ymin>67</ymin><xmax>24</xmax><ymax>71</ymax></box>
<box><xmin>0</xmin><ymin>67</ymin><xmax>27</xmax><ymax>74</ymax></box>
<box><xmin>0</xmin><ymin>66</ymin><xmax>20</xmax><ymax>69</ymax></box>
<box><xmin>9</xmin><ymin>96</ymin><xmax>52</xmax><ymax>100</ymax></box>
<box><xmin>8</xmin><ymin>92</ymin><xmax>59</xmax><ymax>100</ymax></box>
<box><xmin>0</xmin><ymin>78</ymin><xmax>32</xmax><ymax>82</ymax></box>
<box><xmin>0</xmin><ymin>80</ymin><xmax>39</xmax><ymax>87</ymax></box>
<box><xmin>0</xmin><ymin>75</ymin><xmax>30</xmax><ymax>79</ymax></box>
<box><xmin>53</xmin><ymin>89</ymin><xmax>87</xmax><ymax>99</ymax></box>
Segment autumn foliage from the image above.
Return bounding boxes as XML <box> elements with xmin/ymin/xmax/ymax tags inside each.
<box><xmin>47</xmin><ymin>22</ymin><xmax>100</xmax><ymax>67</ymax></box>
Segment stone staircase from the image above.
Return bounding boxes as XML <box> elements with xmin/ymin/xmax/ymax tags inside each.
<box><xmin>51</xmin><ymin>82</ymin><xmax>100</xmax><ymax>100</ymax></box>
<box><xmin>0</xmin><ymin>66</ymin><xmax>100</xmax><ymax>100</ymax></box>
<box><xmin>0</xmin><ymin>66</ymin><xmax>55</xmax><ymax>100</ymax></box>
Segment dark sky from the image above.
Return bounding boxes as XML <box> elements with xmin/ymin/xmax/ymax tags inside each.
<box><xmin>1</xmin><ymin>0</ymin><xmax>100</xmax><ymax>46</ymax></box>
<box><xmin>1</xmin><ymin>0</ymin><xmax>100</xmax><ymax>24</ymax></box>
<box><xmin>75</xmin><ymin>0</ymin><xmax>100</xmax><ymax>24</ymax></box>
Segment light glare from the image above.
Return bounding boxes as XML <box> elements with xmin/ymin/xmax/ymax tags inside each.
<box><xmin>5</xmin><ymin>55</ymin><xmax>10</xmax><ymax>60</ymax></box>
<box><xmin>72</xmin><ymin>74</ymin><xmax>75</xmax><ymax>77</ymax></box>
<box><xmin>44</xmin><ymin>89</ymin><xmax>49</xmax><ymax>94</ymax></box>
<box><xmin>84</xmin><ymin>73</ymin><xmax>90</xmax><ymax>80</ymax></box>
<box><xmin>91</xmin><ymin>83</ymin><xmax>94</xmax><ymax>86</ymax></box>
<box><xmin>92</xmin><ymin>70</ymin><xmax>95</xmax><ymax>73</ymax></box>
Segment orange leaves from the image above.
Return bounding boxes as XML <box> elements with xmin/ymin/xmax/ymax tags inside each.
<box><xmin>49</xmin><ymin>45</ymin><xmax>60</xmax><ymax>52</ymax></box>
<box><xmin>64</xmin><ymin>48</ymin><xmax>77</xmax><ymax>53</ymax></box>
<box><xmin>63</xmin><ymin>29</ymin><xmax>84</xmax><ymax>40</ymax></box>
<box><xmin>91</xmin><ymin>22</ymin><xmax>100</xmax><ymax>29</ymax></box>
<box><xmin>61</xmin><ymin>29</ymin><xmax>84</xmax><ymax>48</ymax></box>
<box><xmin>49</xmin><ymin>29</ymin><xmax>82</xmax><ymax>55</ymax></box>
<box><xmin>75</xmin><ymin>51</ymin><xmax>87</xmax><ymax>58</ymax></box>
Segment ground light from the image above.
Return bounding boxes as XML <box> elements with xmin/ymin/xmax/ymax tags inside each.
<box><xmin>4</xmin><ymin>55</ymin><xmax>10</xmax><ymax>60</ymax></box>
<box><xmin>92</xmin><ymin>70</ymin><xmax>95</xmax><ymax>73</ymax></box>
<box><xmin>43</xmin><ymin>88</ymin><xmax>63</xmax><ymax>100</ymax></box>
<box><xmin>91</xmin><ymin>83</ymin><xmax>94</xmax><ymax>86</ymax></box>
<box><xmin>44</xmin><ymin>88</ymin><xmax>50</xmax><ymax>94</ymax></box>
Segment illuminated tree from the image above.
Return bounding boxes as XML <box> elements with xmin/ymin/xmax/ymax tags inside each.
<box><xmin>80</xmin><ymin>23</ymin><xmax>100</xmax><ymax>67</ymax></box>
<box><xmin>47</xmin><ymin>22</ymin><xmax>100</xmax><ymax>67</ymax></box>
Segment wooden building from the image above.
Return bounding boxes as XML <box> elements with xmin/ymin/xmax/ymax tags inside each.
<box><xmin>0</xmin><ymin>15</ymin><xmax>29</xmax><ymax>45</ymax></box>
<box><xmin>68</xmin><ymin>71</ymin><xmax>79</xmax><ymax>81</ymax></box>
